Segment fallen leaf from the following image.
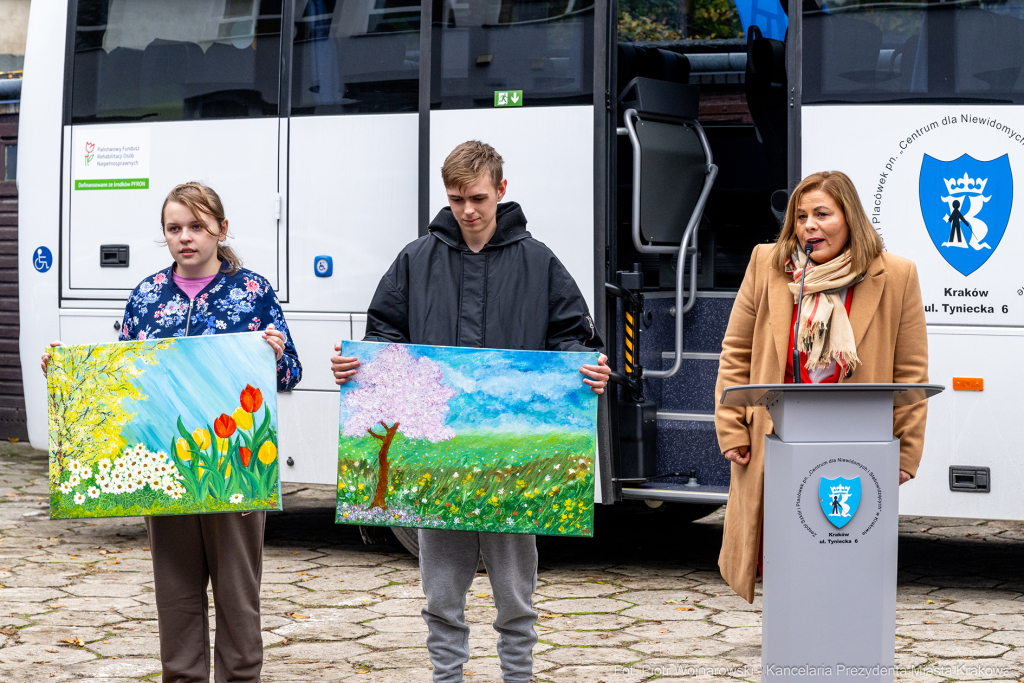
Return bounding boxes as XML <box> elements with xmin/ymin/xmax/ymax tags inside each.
<box><xmin>3</xmin><ymin>493</ymin><xmax>16</xmax><ymax>498</ymax></box>
<box><xmin>926</xmin><ymin>600</ymin><xmax>935</xmax><ymax>604</ymax></box>
<box><xmin>474</xmin><ymin>594</ymin><xmax>488</xmax><ymax>598</ymax></box>
<box><xmin>60</xmin><ymin>637</ymin><xmax>84</xmax><ymax>647</ymax></box>
<box><xmin>273</xmin><ymin>590</ymin><xmax>286</xmax><ymax>593</ymax></box>
<box><xmin>665</xmin><ymin>600</ymin><xmax>678</xmax><ymax>604</ymax></box>
<box><xmin>106</xmin><ymin>560</ymin><xmax>121</xmax><ymax>565</ymax></box>
<box><xmin>48</xmin><ymin>604</ymin><xmax>65</xmax><ymax>609</ymax></box>
<box><xmin>297</xmin><ymin>572</ymin><xmax>307</xmax><ymax>576</ymax></box>
<box><xmin>99</xmin><ymin>551</ymin><xmax>107</xmax><ymax>555</ymax></box>
<box><xmin>658</xmin><ymin>628</ymin><xmax>669</xmax><ymax>633</ymax></box>
<box><xmin>286</xmin><ymin>612</ymin><xmax>309</xmax><ymax>619</ymax></box>
<box><xmin>102</xmin><ymin>640</ymin><xmax>111</xmax><ymax>644</ymax></box>
<box><xmin>111</xmin><ymin>656</ymin><xmax>120</xmax><ymax>659</ymax></box>
<box><xmin>46</xmin><ymin>649</ymin><xmax>58</xmax><ymax>653</ymax></box>
<box><xmin>142</xmin><ymin>547</ymin><xmax>150</xmax><ymax>551</ymax></box>
<box><xmin>675</xmin><ymin>607</ymin><xmax>694</xmax><ymax>611</ymax></box>
<box><xmin>924</xmin><ymin>621</ymin><xmax>934</xmax><ymax>624</ymax></box>
<box><xmin>920</xmin><ymin>528</ymin><xmax>927</xmax><ymax>532</ymax></box>
<box><xmin>292</xmin><ymin>551</ymin><xmax>300</xmax><ymax>555</ymax></box>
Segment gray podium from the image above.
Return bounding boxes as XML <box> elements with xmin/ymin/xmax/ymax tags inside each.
<box><xmin>721</xmin><ymin>383</ymin><xmax>943</xmax><ymax>682</ymax></box>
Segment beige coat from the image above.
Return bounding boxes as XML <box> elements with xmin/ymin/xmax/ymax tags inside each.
<box><xmin>714</xmin><ymin>245</ymin><xmax>929</xmax><ymax>602</ymax></box>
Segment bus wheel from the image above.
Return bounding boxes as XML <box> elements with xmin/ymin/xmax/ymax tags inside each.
<box><xmin>391</xmin><ymin>526</ymin><xmax>419</xmax><ymax>556</ymax></box>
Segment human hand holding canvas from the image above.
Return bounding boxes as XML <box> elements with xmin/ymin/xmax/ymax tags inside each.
<box><xmin>40</xmin><ymin>341</ymin><xmax>63</xmax><ymax>377</ymax></box>
<box><xmin>262</xmin><ymin>324</ymin><xmax>285</xmax><ymax>361</ymax></box>
<box><xmin>580</xmin><ymin>354</ymin><xmax>611</xmax><ymax>394</ymax></box>
<box><xmin>331</xmin><ymin>343</ymin><xmax>360</xmax><ymax>385</ymax></box>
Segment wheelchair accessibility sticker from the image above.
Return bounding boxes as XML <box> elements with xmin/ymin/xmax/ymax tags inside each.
<box><xmin>33</xmin><ymin>246</ymin><xmax>52</xmax><ymax>273</ymax></box>
<box><xmin>920</xmin><ymin>153</ymin><xmax>1012</xmax><ymax>276</ymax></box>
<box><xmin>819</xmin><ymin>476</ymin><xmax>861</xmax><ymax>529</ymax></box>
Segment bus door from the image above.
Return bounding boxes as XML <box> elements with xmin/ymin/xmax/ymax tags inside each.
<box><xmin>424</xmin><ymin>0</ymin><xmax>600</xmax><ymax>310</ymax></box>
<box><xmin>63</xmin><ymin>0</ymin><xmax>287</xmax><ymax>341</ymax></box>
<box><xmin>281</xmin><ymin>0</ymin><xmax>421</xmax><ymax>484</ymax></box>
<box><xmin>799</xmin><ymin>0</ymin><xmax>1024</xmax><ymax>520</ymax></box>
<box><xmin>423</xmin><ymin>0</ymin><xmax>609</xmax><ymax>499</ymax></box>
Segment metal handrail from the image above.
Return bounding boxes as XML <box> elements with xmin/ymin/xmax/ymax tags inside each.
<box><xmin>621</xmin><ymin>108</ymin><xmax>718</xmax><ymax>379</ymax></box>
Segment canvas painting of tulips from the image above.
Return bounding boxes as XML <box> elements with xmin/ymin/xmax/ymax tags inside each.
<box><xmin>336</xmin><ymin>341</ymin><xmax>599</xmax><ymax>538</ymax></box>
<box><xmin>46</xmin><ymin>332</ymin><xmax>282</xmax><ymax>519</ymax></box>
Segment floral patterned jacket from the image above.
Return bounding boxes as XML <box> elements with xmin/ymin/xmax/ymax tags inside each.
<box><xmin>119</xmin><ymin>263</ymin><xmax>302</xmax><ymax>391</ymax></box>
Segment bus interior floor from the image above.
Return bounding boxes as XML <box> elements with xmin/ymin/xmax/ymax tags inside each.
<box><xmin>0</xmin><ymin>444</ymin><xmax>1020</xmax><ymax>681</ymax></box>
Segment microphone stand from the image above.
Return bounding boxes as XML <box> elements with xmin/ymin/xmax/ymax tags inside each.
<box><xmin>791</xmin><ymin>243</ymin><xmax>814</xmax><ymax>384</ymax></box>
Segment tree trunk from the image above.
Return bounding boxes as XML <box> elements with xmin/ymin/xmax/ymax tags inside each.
<box><xmin>370</xmin><ymin>422</ymin><xmax>400</xmax><ymax>509</ymax></box>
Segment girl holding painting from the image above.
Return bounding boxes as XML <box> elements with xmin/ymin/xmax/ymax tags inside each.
<box><xmin>42</xmin><ymin>182</ymin><xmax>301</xmax><ymax>683</ymax></box>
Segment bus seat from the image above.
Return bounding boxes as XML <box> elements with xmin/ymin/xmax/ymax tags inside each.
<box><xmin>140</xmin><ymin>40</ymin><xmax>198</xmax><ymax>107</ymax></box>
<box><xmin>955</xmin><ymin>9</ymin><xmax>1024</xmax><ymax>93</ymax></box>
<box><xmin>744</xmin><ymin>26</ymin><xmax>787</xmax><ymax>191</ymax></box>
<box><xmin>72</xmin><ymin>48</ymin><xmax>102</xmax><ymax>119</ymax></box>
<box><xmin>97</xmin><ymin>47</ymin><xmax>144</xmax><ymax>115</ymax></box>
<box><xmin>620</xmin><ymin>78</ymin><xmax>709</xmax><ymax>246</ymax></box>
<box><xmin>618</xmin><ymin>45</ymin><xmax>691</xmax><ymax>93</ymax></box>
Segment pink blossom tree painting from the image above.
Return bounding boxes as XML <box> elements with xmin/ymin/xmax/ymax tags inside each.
<box><xmin>341</xmin><ymin>344</ymin><xmax>456</xmax><ymax>509</ymax></box>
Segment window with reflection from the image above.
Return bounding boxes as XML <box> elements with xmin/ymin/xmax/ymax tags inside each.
<box><xmin>432</xmin><ymin>0</ymin><xmax>595</xmax><ymax>109</ymax></box>
<box><xmin>803</xmin><ymin>0</ymin><xmax>1024</xmax><ymax>103</ymax></box>
<box><xmin>290</xmin><ymin>0</ymin><xmax>420</xmax><ymax>115</ymax></box>
<box><xmin>618</xmin><ymin>0</ymin><xmax>750</xmax><ymax>42</ymax></box>
<box><xmin>71</xmin><ymin>0</ymin><xmax>283</xmax><ymax>123</ymax></box>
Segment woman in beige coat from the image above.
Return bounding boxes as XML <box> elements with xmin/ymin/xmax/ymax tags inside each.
<box><xmin>714</xmin><ymin>171</ymin><xmax>929</xmax><ymax>603</ymax></box>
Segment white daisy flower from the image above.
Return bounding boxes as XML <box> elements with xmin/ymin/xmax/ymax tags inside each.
<box><xmin>74</xmin><ymin>493</ymin><xmax>86</xmax><ymax>505</ymax></box>
<box><xmin>498</xmin><ymin>489</ymin><xmax>504</xmax><ymax>494</ymax></box>
<box><xmin>453</xmin><ymin>518</ymin><xmax>460</xmax><ymax>523</ymax></box>
<box><xmin>554</xmin><ymin>464</ymin><xmax>560</xmax><ymax>470</ymax></box>
<box><xmin>98</xmin><ymin>460</ymin><xmax>111</xmax><ymax>473</ymax></box>
<box><xmin>506</xmin><ymin>517</ymin><xmax>513</xmax><ymax>525</ymax></box>
<box><xmin>87</xmin><ymin>486</ymin><xmax>101</xmax><ymax>499</ymax></box>
<box><xmin>569</xmin><ymin>469</ymin><xmax>575</xmax><ymax>474</ymax></box>
<box><xmin>58</xmin><ymin>481</ymin><xmax>72</xmax><ymax>494</ymax></box>
<box><xmin>230</xmin><ymin>493</ymin><xmax>244</xmax><ymax>504</ymax></box>
<box><xmin>170</xmin><ymin>490</ymin><xmax>182</xmax><ymax>500</ymax></box>
<box><xmin>68</xmin><ymin>475</ymin><xmax>80</xmax><ymax>487</ymax></box>
<box><xmin>545</xmin><ymin>476</ymin><xmax>551</xmax><ymax>482</ymax></box>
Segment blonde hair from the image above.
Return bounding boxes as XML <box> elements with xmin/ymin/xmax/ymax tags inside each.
<box><xmin>160</xmin><ymin>182</ymin><xmax>241</xmax><ymax>275</ymax></box>
<box><xmin>441</xmin><ymin>141</ymin><xmax>504</xmax><ymax>191</ymax></box>
<box><xmin>771</xmin><ymin>171</ymin><xmax>883</xmax><ymax>274</ymax></box>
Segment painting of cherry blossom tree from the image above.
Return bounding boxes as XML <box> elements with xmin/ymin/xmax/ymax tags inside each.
<box><xmin>336</xmin><ymin>341</ymin><xmax>599</xmax><ymax>537</ymax></box>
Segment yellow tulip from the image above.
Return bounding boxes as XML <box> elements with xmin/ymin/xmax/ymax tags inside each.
<box><xmin>258</xmin><ymin>441</ymin><xmax>277</xmax><ymax>465</ymax></box>
<box><xmin>217</xmin><ymin>437</ymin><xmax>228</xmax><ymax>453</ymax></box>
<box><xmin>176</xmin><ymin>438</ymin><xmax>192</xmax><ymax>462</ymax></box>
<box><xmin>232</xmin><ymin>407</ymin><xmax>253</xmax><ymax>431</ymax></box>
<box><xmin>192</xmin><ymin>428</ymin><xmax>211</xmax><ymax>450</ymax></box>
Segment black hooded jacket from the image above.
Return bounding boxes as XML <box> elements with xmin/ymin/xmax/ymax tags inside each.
<box><xmin>364</xmin><ymin>202</ymin><xmax>602</xmax><ymax>352</ymax></box>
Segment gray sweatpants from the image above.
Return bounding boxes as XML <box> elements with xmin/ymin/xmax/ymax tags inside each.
<box><xmin>418</xmin><ymin>529</ymin><xmax>538</xmax><ymax>683</ymax></box>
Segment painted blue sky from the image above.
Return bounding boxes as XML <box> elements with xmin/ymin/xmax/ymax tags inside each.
<box><xmin>339</xmin><ymin>341</ymin><xmax>598</xmax><ymax>434</ymax></box>
<box><xmin>119</xmin><ymin>333</ymin><xmax>278</xmax><ymax>452</ymax></box>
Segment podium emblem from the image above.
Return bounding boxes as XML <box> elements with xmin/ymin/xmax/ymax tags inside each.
<box><xmin>818</xmin><ymin>476</ymin><xmax>861</xmax><ymax>529</ymax></box>
<box><xmin>919</xmin><ymin>153</ymin><xmax>1012</xmax><ymax>276</ymax></box>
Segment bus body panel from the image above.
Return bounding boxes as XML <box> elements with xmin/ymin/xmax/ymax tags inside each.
<box><xmin>803</xmin><ymin>104</ymin><xmax>1024</xmax><ymax>519</ymax></box>
<box><xmin>19</xmin><ymin>0</ymin><xmax>70</xmax><ymax>450</ymax></box>
<box><xmin>288</xmin><ymin>113</ymin><xmax>419</xmax><ymax>314</ymax></box>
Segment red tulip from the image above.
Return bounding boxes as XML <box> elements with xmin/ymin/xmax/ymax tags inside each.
<box><xmin>214</xmin><ymin>414</ymin><xmax>236</xmax><ymax>438</ymax></box>
<box><xmin>240</xmin><ymin>447</ymin><xmax>252</xmax><ymax>467</ymax></box>
<box><xmin>240</xmin><ymin>385</ymin><xmax>263</xmax><ymax>413</ymax></box>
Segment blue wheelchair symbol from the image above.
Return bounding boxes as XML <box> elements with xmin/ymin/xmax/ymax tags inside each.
<box><xmin>314</xmin><ymin>255</ymin><xmax>333</xmax><ymax>278</ymax></box>
<box><xmin>33</xmin><ymin>246</ymin><xmax>52</xmax><ymax>273</ymax></box>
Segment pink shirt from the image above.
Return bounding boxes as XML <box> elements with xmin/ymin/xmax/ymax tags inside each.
<box><xmin>173</xmin><ymin>271</ymin><xmax>217</xmax><ymax>300</ymax></box>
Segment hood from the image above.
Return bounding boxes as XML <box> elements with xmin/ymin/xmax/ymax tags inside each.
<box><xmin>427</xmin><ymin>202</ymin><xmax>531</xmax><ymax>251</ymax></box>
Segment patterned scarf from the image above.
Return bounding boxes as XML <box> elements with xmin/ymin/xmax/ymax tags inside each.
<box><xmin>786</xmin><ymin>249</ymin><xmax>864</xmax><ymax>373</ymax></box>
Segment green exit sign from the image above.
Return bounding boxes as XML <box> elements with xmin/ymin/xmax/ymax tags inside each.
<box><xmin>494</xmin><ymin>90</ymin><xmax>523</xmax><ymax>107</ymax></box>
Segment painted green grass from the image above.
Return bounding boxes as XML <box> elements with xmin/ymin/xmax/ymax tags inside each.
<box><xmin>336</xmin><ymin>432</ymin><xmax>594</xmax><ymax>537</ymax></box>
<box><xmin>50</xmin><ymin>489</ymin><xmax>280</xmax><ymax>519</ymax></box>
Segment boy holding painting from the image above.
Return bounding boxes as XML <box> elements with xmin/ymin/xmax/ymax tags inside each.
<box><xmin>330</xmin><ymin>140</ymin><xmax>608</xmax><ymax>683</ymax></box>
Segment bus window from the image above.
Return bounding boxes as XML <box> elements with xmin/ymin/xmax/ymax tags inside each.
<box><xmin>618</xmin><ymin>0</ymin><xmax>775</xmax><ymax>42</ymax></box>
<box><xmin>432</xmin><ymin>0</ymin><xmax>594</xmax><ymax>109</ymax></box>
<box><xmin>803</xmin><ymin>0</ymin><xmax>1024</xmax><ymax>103</ymax></box>
<box><xmin>290</xmin><ymin>0</ymin><xmax>420</xmax><ymax>115</ymax></box>
<box><xmin>70</xmin><ymin>0</ymin><xmax>283</xmax><ymax>123</ymax></box>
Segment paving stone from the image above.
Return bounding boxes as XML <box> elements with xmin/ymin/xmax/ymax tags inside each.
<box><xmin>376</xmin><ymin>583</ymin><xmax>425</xmax><ymax>600</ymax></box>
<box><xmin>535</xmin><ymin>583</ymin><xmax>621</xmax><ymax>599</ymax></box>
<box><xmin>268</xmin><ymin>641</ymin><xmax>367</xmax><ymax>663</ymax></box>
<box><xmin>536</xmin><ymin>614</ymin><xmax>635</xmax><ymax>631</ymax></box>
<box><xmin>906</xmin><ymin>639</ymin><xmax>1010</xmax><ymax>657</ymax></box>
<box><xmin>336</xmin><ymin>668</ymin><xmax>434</xmax><ymax>683</ymax></box>
<box><xmin>288</xmin><ymin>591</ymin><xmax>382</xmax><ymax>607</ymax></box>
<box><xmin>0</xmin><ymin>641</ymin><xmax>97</xmax><ymax>664</ymax></box>
<box><xmin>541</xmin><ymin>630</ymin><xmax>639</xmax><ymax>646</ymax></box>
<box><xmin>31</xmin><ymin>610</ymin><xmax>127</xmax><ymax>627</ymax></box>
<box><xmin>897</xmin><ymin>623</ymin><xmax>992</xmax><ymax>640</ymax></box>
<box><xmin>982</xmin><ymin>630</ymin><xmax>1024</xmax><ymax>646</ymax></box>
<box><xmin>535</xmin><ymin>663</ymin><xmax>649</xmax><ymax>683</ymax></box>
<box><xmin>366</xmin><ymin>598</ymin><xmax>426</xmax><ymax>617</ymax></box>
<box><xmin>611</xmin><ymin>589</ymin><xmax>703</xmax><ymax>606</ymax></box>
<box><xmin>535</xmin><ymin>598</ymin><xmax>631</xmax><ymax>614</ymax></box>
<box><xmin>362</xmin><ymin>616</ymin><xmax>429</xmax><ymax>633</ymax></box>
<box><xmin>619</xmin><ymin>604</ymin><xmax>712</xmax><ymax>621</ymax></box>
<box><xmin>357</xmin><ymin>632</ymin><xmax>427</xmax><ymax>649</ymax></box>
<box><xmin>273</xmin><ymin>618</ymin><xmax>374</xmax><ymax>641</ymax></box>
<box><xmin>624</xmin><ymin>621</ymin><xmax>724</xmax><ymax>639</ymax></box>
<box><xmin>966</xmin><ymin>613</ymin><xmax>1024</xmax><ymax>630</ymax></box>
<box><xmin>15</xmin><ymin>625</ymin><xmax>107</xmax><ymax>644</ymax></box>
<box><xmin>64</xmin><ymin>657</ymin><xmax>163</xmax><ymax>678</ymax></box>
<box><xmin>62</xmin><ymin>582</ymin><xmax>145</xmax><ymax>598</ymax></box>
<box><xmin>696</xmin><ymin>594</ymin><xmax>762</xmax><ymax>611</ymax></box>
<box><xmin>896</xmin><ymin>609</ymin><xmax>965</xmax><ymax>625</ymax></box>
<box><xmin>538</xmin><ymin>646</ymin><xmax>636</xmax><ymax>665</ymax></box>
<box><xmin>0</xmin><ymin>586</ymin><xmax>65</xmax><ymax>602</ymax></box>
<box><xmin>711</xmin><ymin>611</ymin><xmax>761</xmax><ymax>627</ymax></box>
<box><xmin>348</xmin><ymin>648</ymin><xmax>430</xmax><ymax>669</ymax></box>
<box><xmin>631</xmin><ymin>638</ymin><xmax>735</xmax><ymax>657</ymax></box>
<box><xmin>88</xmin><ymin>635</ymin><xmax>161</xmax><ymax>657</ymax></box>
<box><xmin>613</xmin><ymin>576</ymin><xmax>700</xmax><ymax>590</ymax></box>
<box><xmin>55</xmin><ymin>597</ymin><xmax>140</xmax><ymax>612</ymax></box>
<box><xmin>298</xmin><ymin>575</ymin><xmax>391</xmax><ymax>592</ymax></box>
<box><xmin>918</xmin><ymin>658</ymin><xmax>1020</xmax><ymax>680</ymax></box>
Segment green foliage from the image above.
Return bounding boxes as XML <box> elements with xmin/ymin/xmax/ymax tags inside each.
<box><xmin>619</xmin><ymin>11</ymin><xmax>683</xmax><ymax>42</ymax></box>
<box><xmin>336</xmin><ymin>432</ymin><xmax>595</xmax><ymax>537</ymax></box>
<box><xmin>691</xmin><ymin>0</ymin><xmax>743</xmax><ymax>40</ymax></box>
<box><xmin>618</xmin><ymin>0</ymin><xmax>743</xmax><ymax>42</ymax></box>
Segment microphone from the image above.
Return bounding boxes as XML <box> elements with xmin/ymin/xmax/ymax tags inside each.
<box><xmin>792</xmin><ymin>243</ymin><xmax>814</xmax><ymax>384</ymax></box>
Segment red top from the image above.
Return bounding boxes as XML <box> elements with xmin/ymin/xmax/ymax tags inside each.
<box><xmin>785</xmin><ymin>287</ymin><xmax>855</xmax><ymax>384</ymax></box>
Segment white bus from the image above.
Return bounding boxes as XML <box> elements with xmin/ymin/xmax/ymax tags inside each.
<box><xmin>17</xmin><ymin>0</ymin><xmax>1024</xmax><ymax>534</ymax></box>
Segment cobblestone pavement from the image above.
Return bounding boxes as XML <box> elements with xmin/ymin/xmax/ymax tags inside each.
<box><xmin>2</xmin><ymin>445</ymin><xmax>1024</xmax><ymax>682</ymax></box>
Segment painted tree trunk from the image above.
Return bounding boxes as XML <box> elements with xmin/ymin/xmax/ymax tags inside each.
<box><xmin>369</xmin><ymin>422</ymin><xmax>400</xmax><ymax>509</ymax></box>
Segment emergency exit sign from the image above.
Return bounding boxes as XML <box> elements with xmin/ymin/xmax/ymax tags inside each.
<box><xmin>494</xmin><ymin>90</ymin><xmax>523</xmax><ymax>107</ymax></box>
